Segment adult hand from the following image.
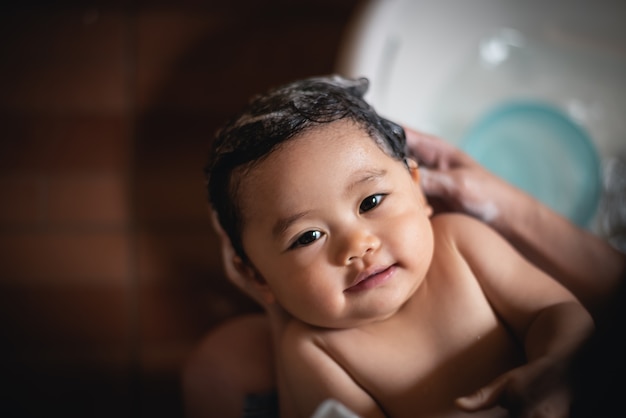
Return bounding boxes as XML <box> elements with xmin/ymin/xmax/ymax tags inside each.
<box><xmin>404</xmin><ymin>127</ymin><xmax>532</xmax><ymax>236</ymax></box>
<box><xmin>210</xmin><ymin>211</ymin><xmax>291</xmax><ymax>327</ymax></box>
<box><xmin>210</xmin><ymin>211</ymin><xmax>261</xmax><ymax>305</ymax></box>
<box><xmin>209</xmin><ymin>211</ymin><xmax>297</xmax><ymax>417</ymax></box>
<box><xmin>404</xmin><ymin>127</ymin><xmax>626</xmax><ymax>315</ymax></box>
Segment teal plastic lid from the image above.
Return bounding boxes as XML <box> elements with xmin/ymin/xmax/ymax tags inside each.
<box><xmin>461</xmin><ymin>101</ymin><xmax>601</xmax><ymax>227</ymax></box>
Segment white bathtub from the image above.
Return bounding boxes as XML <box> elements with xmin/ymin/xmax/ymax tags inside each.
<box><xmin>338</xmin><ymin>0</ymin><xmax>626</xmax><ymax>244</ymax></box>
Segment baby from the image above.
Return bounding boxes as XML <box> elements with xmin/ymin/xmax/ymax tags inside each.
<box><xmin>205</xmin><ymin>76</ymin><xmax>593</xmax><ymax>417</ymax></box>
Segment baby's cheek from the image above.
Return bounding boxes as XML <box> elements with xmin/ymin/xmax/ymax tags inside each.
<box><xmin>396</xmin><ymin>212</ymin><xmax>433</xmax><ymax>258</ymax></box>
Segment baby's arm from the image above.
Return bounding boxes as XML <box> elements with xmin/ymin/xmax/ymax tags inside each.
<box><xmin>280</xmin><ymin>323</ymin><xmax>386</xmax><ymax>418</ymax></box>
<box><xmin>438</xmin><ymin>214</ymin><xmax>594</xmax><ymax>415</ymax></box>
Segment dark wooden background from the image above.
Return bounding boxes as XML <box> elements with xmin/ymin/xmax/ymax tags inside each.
<box><xmin>0</xmin><ymin>1</ymin><xmax>362</xmax><ymax>416</ymax></box>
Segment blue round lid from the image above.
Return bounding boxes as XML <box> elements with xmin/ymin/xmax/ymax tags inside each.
<box><xmin>461</xmin><ymin>101</ymin><xmax>601</xmax><ymax>227</ymax></box>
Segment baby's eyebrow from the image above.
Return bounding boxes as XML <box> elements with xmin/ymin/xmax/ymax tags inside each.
<box><xmin>345</xmin><ymin>168</ymin><xmax>387</xmax><ymax>195</ymax></box>
<box><xmin>272</xmin><ymin>210</ymin><xmax>311</xmax><ymax>239</ymax></box>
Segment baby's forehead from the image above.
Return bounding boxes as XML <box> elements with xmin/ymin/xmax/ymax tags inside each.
<box><xmin>233</xmin><ymin>118</ymin><xmax>400</xmax><ymax>205</ymax></box>
<box><xmin>240</xmin><ymin>121</ymin><xmax>393</xmax><ymax>188</ymax></box>
<box><xmin>238</xmin><ymin>120</ymin><xmax>393</xmax><ymax>182</ymax></box>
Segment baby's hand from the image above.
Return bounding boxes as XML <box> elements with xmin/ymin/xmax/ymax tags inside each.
<box><xmin>455</xmin><ymin>357</ymin><xmax>572</xmax><ymax>417</ymax></box>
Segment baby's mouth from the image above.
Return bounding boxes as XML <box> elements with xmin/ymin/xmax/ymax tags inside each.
<box><xmin>344</xmin><ymin>264</ymin><xmax>397</xmax><ymax>293</ymax></box>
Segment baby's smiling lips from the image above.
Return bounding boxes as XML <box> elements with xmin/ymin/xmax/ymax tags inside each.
<box><xmin>344</xmin><ymin>265</ymin><xmax>397</xmax><ymax>293</ymax></box>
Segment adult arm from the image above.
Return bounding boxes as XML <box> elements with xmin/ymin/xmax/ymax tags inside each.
<box><xmin>405</xmin><ymin>128</ymin><xmax>626</xmax><ymax>318</ymax></box>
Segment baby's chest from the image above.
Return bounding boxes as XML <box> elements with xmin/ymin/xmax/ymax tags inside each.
<box><xmin>324</xmin><ymin>314</ymin><xmax>523</xmax><ymax>410</ymax></box>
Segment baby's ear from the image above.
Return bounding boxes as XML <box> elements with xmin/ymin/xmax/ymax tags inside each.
<box><xmin>406</xmin><ymin>158</ymin><xmax>434</xmax><ymax>217</ymax></box>
<box><xmin>232</xmin><ymin>257</ymin><xmax>277</xmax><ymax>306</ymax></box>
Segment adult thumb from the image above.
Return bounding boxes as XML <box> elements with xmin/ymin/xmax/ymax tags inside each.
<box><xmin>419</xmin><ymin>167</ymin><xmax>455</xmax><ymax>198</ymax></box>
<box><xmin>455</xmin><ymin>374</ymin><xmax>509</xmax><ymax>412</ymax></box>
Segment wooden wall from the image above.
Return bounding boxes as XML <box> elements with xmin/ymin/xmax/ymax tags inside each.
<box><xmin>0</xmin><ymin>1</ymin><xmax>362</xmax><ymax>416</ymax></box>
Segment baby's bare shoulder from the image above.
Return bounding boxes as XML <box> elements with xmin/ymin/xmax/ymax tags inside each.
<box><xmin>430</xmin><ymin>213</ymin><xmax>501</xmax><ymax>251</ymax></box>
<box><xmin>430</xmin><ymin>212</ymin><xmax>488</xmax><ymax>233</ymax></box>
<box><xmin>426</xmin><ymin>214</ymin><xmax>496</xmax><ymax>295</ymax></box>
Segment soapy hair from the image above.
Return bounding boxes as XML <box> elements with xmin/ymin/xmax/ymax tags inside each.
<box><xmin>205</xmin><ymin>75</ymin><xmax>407</xmax><ymax>261</ymax></box>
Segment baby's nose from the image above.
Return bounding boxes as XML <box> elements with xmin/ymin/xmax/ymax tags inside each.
<box><xmin>340</xmin><ymin>228</ymin><xmax>381</xmax><ymax>265</ymax></box>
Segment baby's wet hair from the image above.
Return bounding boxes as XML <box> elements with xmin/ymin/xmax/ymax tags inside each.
<box><xmin>205</xmin><ymin>75</ymin><xmax>408</xmax><ymax>261</ymax></box>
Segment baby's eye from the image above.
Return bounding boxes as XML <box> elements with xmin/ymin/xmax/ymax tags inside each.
<box><xmin>359</xmin><ymin>194</ymin><xmax>386</xmax><ymax>213</ymax></box>
<box><xmin>290</xmin><ymin>230</ymin><xmax>323</xmax><ymax>249</ymax></box>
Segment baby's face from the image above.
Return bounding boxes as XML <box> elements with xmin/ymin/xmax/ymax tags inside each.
<box><xmin>238</xmin><ymin>120</ymin><xmax>434</xmax><ymax>328</ymax></box>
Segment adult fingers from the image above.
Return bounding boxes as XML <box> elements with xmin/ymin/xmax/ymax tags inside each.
<box><xmin>419</xmin><ymin>167</ymin><xmax>457</xmax><ymax>198</ymax></box>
